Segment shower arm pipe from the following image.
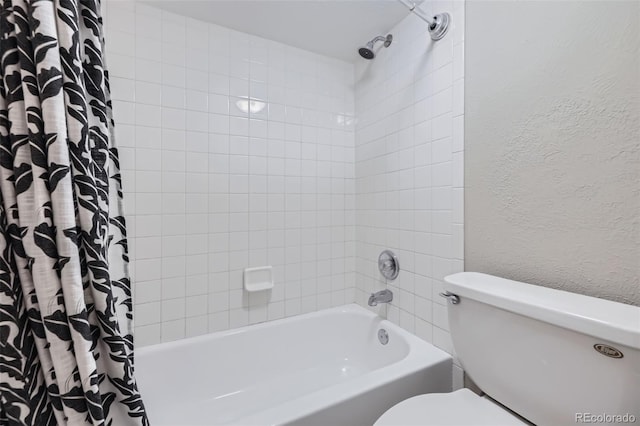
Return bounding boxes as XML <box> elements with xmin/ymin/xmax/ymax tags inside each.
<box><xmin>397</xmin><ymin>0</ymin><xmax>437</xmax><ymax>29</ymax></box>
<box><xmin>370</xmin><ymin>35</ymin><xmax>389</xmax><ymax>45</ymax></box>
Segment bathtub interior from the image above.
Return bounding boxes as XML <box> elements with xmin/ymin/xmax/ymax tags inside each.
<box><xmin>135</xmin><ymin>305</ymin><xmax>445</xmax><ymax>425</ymax></box>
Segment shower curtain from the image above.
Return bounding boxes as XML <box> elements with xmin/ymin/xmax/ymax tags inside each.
<box><xmin>0</xmin><ymin>0</ymin><xmax>148</xmax><ymax>425</ymax></box>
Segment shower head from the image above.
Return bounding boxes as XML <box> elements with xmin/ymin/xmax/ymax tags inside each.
<box><xmin>358</xmin><ymin>34</ymin><xmax>393</xmax><ymax>60</ymax></box>
<box><xmin>358</xmin><ymin>46</ymin><xmax>376</xmax><ymax>60</ymax></box>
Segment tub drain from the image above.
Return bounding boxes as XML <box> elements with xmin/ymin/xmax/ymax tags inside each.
<box><xmin>378</xmin><ymin>329</ymin><xmax>389</xmax><ymax>345</ymax></box>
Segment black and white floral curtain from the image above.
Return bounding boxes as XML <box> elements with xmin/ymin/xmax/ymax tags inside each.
<box><xmin>0</xmin><ymin>0</ymin><xmax>147</xmax><ymax>424</ymax></box>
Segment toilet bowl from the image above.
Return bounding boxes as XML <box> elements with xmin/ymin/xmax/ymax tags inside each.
<box><xmin>374</xmin><ymin>389</ymin><xmax>527</xmax><ymax>425</ymax></box>
<box><xmin>374</xmin><ymin>272</ymin><xmax>640</xmax><ymax>426</ymax></box>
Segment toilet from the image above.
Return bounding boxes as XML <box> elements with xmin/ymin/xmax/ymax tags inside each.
<box><xmin>375</xmin><ymin>272</ymin><xmax>640</xmax><ymax>426</ymax></box>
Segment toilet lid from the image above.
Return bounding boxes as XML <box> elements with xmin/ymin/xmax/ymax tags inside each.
<box><xmin>374</xmin><ymin>389</ymin><xmax>528</xmax><ymax>426</ymax></box>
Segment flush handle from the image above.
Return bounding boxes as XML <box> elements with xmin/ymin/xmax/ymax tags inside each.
<box><xmin>439</xmin><ymin>291</ymin><xmax>460</xmax><ymax>305</ymax></box>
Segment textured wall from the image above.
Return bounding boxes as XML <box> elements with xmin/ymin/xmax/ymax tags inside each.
<box><xmin>465</xmin><ymin>1</ymin><xmax>640</xmax><ymax>305</ymax></box>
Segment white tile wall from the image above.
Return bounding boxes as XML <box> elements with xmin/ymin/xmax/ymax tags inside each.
<box><xmin>104</xmin><ymin>0</ymin><xmax>464</xmax><ymax>360</ymax></box>
<box><xmin>353</xmin><ymin>0</ymin><xmax>464</xmax><ymax>359</ymax></box>
<box><xmin>104</xmin><ymin>1</ymin><xmax>356</xmax><ymax>346</ymax></box>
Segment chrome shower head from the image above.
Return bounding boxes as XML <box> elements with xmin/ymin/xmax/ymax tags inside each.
<box><xmin>358</xmin><ymin>34</ymin><xmax>393</xmax><ymax>60</ymax></box>
<box><xmin>358</xmin><ymin>46</ymin><xmax>375</xmax><ymax>60</ymax></box>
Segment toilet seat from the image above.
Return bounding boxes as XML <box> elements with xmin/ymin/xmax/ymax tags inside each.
<box><xmin>374</xmin><ymin>389</ymin><xmax>528</xmax><ymax>426</ymax></box>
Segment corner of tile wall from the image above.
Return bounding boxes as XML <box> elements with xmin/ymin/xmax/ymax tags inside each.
<box><xmin>103</xmin><ymin>0</ymin><xmax>464</xmax><ymax>354</ymax></box>
<box><xmin>353</xmin><ymin>0</ymin><xmax>464</xmax><ymax>356</ymax></box>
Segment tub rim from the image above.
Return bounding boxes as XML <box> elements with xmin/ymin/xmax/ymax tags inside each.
<box><xmin>136</xmin><ymin>303</ymin><xmax>453</xmax><ymax>426</ymax></box>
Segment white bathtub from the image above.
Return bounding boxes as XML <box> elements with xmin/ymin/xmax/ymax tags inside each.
<box><xmin>136</xmin><ymin>304</ymin><xmax>452</xmax><ymax>426</ymax></box>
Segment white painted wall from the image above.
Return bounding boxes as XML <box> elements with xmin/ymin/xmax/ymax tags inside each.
<box><xmin>139</xmin><ymin>0</ymin><xmax>413</xmax><ymax>62</ymax></box>
<box><xmin>465</xmin><ymin>1</ymin><xmax>640</xmax><ymax>305</ymax></box>
<box><xmin>104</xmin><ymin>1</ymin><xmax>356</xmax><ymax>345</ymax></box>
<box><xmin>353</xmin><ymin>0</ymin><xmax>465</xmax><ymax>358</ymax></box>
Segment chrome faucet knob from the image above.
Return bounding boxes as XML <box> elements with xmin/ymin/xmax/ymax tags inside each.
<box><xmin>378</xmin><ymin>250</ymin><xmax>399</xmax><ymax>281</ymax></box>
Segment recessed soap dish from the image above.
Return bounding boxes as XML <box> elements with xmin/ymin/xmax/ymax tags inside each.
<box><xmin>243</xmin><ymin>266</ymin><xmax>274</xmax><ymax>292</ymax></box>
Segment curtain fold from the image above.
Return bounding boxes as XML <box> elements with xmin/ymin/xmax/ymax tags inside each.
<box><xmin>0</xmin><ymin>0</ymin><xmax>148</xmax><ymax>424</ymax></box>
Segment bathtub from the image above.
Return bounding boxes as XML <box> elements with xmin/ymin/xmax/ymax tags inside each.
<box><xmin>135</xmin><ymin>304</ymin><xmax>452</xmax><ymax>426</ymax></box>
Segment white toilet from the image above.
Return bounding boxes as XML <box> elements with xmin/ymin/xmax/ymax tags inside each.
<box><xmin>375</xmin><ymin>272</ymin><xmax>640</xmax><ymax>426</ymax></box>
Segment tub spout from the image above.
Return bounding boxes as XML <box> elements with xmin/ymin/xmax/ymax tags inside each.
<box><xmin>368</xmin><ymin>289</ymin><xmax>393</xmax><ymax>306</ymax></box>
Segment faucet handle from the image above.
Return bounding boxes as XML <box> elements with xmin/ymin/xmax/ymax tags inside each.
<box><xmin>378</xmin><ymin>250</ymin><xmax>399</xmax><ymax>280</ymax></box>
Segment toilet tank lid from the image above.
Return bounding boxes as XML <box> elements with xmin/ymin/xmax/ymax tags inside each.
<box><xmin>444</xmin><ymin>272</ymin><xmax>640</xmax><ymax>350</ymax></box>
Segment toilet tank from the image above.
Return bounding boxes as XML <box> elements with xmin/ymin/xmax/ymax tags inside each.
<box><xmin>444</xmin><ymin>272</ymin><xmax>640</xmax><ymax>426</ymax></box>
